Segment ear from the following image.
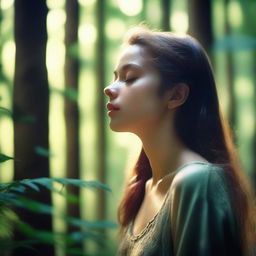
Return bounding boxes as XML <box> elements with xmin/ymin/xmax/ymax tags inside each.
<box><xmin>167</xmin><ymin>83</ymin><xmax>190</xmax><ymax>110</ymax></box>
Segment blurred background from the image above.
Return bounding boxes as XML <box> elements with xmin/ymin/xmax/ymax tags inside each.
<box><xmin>0</xmin><ymin>0</ymin><xmax>255</xmax><ymax>255</ymax></box>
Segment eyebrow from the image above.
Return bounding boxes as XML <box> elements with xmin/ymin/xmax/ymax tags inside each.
<box><xmin>113</xmin><ymin>63</ymin><xmax>143</xmax><ymax>79</ymax></box>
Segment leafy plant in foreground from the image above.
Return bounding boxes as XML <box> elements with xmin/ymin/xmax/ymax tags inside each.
<box><xmin>0</xmin><ymin>153</ymin><xmax>118</xmax><ymax>255</ymax></box>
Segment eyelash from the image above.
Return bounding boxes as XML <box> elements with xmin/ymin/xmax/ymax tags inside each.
<box><xmin>124</xmin><ymin>78</ymin><xmax>137</xmax><ymax>83</ymax></box>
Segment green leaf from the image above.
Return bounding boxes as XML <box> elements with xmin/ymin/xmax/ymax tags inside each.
<box><xmin>68</xmin><ymin>218</ymin><xmax>118</xmax><ymax>229</ymax></box>
<box><xmin>0</xmin><ymin>178</ymin><xmax>111</xmax><ymax>196</ymax></box>
<box><xmin>69</xmin><ymin>231</ymin><xmax>103</xmax><ymax>242</ymax></box>
<box><xmin>67</xmin><ymin>42</ymin><xmax>79</xmax><ymax>59</ymax></box>
<box><xmin>0</xmin><ymin>153</ymin><xmax>14</xmax><ymax>163</ymax></box>
<box><xmin>27</xmin><ymin>177</ymin><xmax>111</xmax><ymax>192</ymax></box>
<box><xmin>0</xmin><ymin>107</ymin><xmax>12</xmax><ymax>118</ymax></box>
<box><xmin>0</xmin><ymin>177</ymin><xmax>111</xmax><ymax>207</ymax></box>
<box><xmin>17</xmin><ymin>221</ymin><xmax>56</xmax><ymax>244</ymax></box>
<box><xmin>13</xmin><ymin>196</ymin><xmax>53</xmax><ymax>215</ymax></box>
<box><xmin>0</xmin><ymin>239</ymin><xmax>36</xmax><ymax>250</ymax></box>
<box><xmin>51</xmin><ymin>178</ymin><xmax>111</xmax><ymax>192</ymax></box>
<box><xmin>0</xmin><ymin>192</ymin><xmax>19</xmax><ymax>205</ymax></box>
<box><xmin>0</xmin><ymin>193</ymin><xmax>54</xmax><ymax>216</ymax></box>
<box><xmin>15</xmin><ymin>222</ymin><xmax>103</xmax><ymax>246</ymax></box>
<box><xmin>34</xmin><ymin>146</ymin><xmax>53</xmax><ymax>158</ymax></box>
<box><xmin>51</xmin><ymin>87</ymin><xmax>78</xmax><ymax>102</ymax></box>
<box><xmin>13</xmin><ymin>107</ymin><xmax>36</xmax><ymax>123</ymax></box>
<box><xmin>60</xmin><ymin>191</ymin><xmax>79</xmax><ymax>204</ymax></box>
<box><xmin>19</xmin><ymin>180</ymin><xmax>40</xmax><ymax>192</ymax></box>
<box><xmin>0</xmin><ymin>207</ymin><xmax>19</xmax><ymax>239</ymax></box>
<box><xmin>9</xmin><ymin>186</ymin><xmax>26</xmax><ymax>193</ymax></box>
<box><xmin>26</xmin><ymin>178</ymin><xmax>53</xmax><ymax>190</ymax></box>
<box><xmin>0</xmin><ymin>181</ymin><xmax>26</xmax><ymax>193</ymax></box>
<box><xmin>0</xmin><ymin>183</ymin><xmax>14</xmax><ymax>192</ymax></box>
<box><xmin>65</xmin><ymin>247</ymin><xmax>84</xmax><ymax>256</ymax></box>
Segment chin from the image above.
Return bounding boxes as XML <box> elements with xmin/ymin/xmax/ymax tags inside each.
<box><xmin>109</xmin><ymin>120</ymin><xmax>133</xmax><ymax>133</ymax></box>
<box><xmin>109</xmin><ymin>124</ymin><xmax>127</xmax><ymax>132</ymax></box>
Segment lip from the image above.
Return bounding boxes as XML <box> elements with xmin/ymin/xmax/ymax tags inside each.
<box><xmin>108</xmin><ymin>109</ymin><xmax>119</xmax><ymax>116</ymax></box>
<box><xmin>106</xmin><ymin>102</ymin><xmax>120</xmax><ymax>116</ymax></box>
<box><xmin>106</xmin><ymin>102</ymin><xmax>120</xmax><ymax>111</ymax></box>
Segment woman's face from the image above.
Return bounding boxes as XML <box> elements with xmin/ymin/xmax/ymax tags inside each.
<box><xmin>104</xmin><ymin>44</ymin><xmax>168</xmax><ymax>135</ymax></box>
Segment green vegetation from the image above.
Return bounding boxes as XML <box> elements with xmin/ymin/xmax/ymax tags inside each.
<box><xmin>0</xmin><ymin>153</ymin><xmax>117</xmax><ymax>255</ymax></box>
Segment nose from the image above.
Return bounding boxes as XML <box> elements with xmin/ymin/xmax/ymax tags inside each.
<box><xmin>104</xmin><ymin>85</ymin><xmax>118</xmax><ymax>100</ymax></box>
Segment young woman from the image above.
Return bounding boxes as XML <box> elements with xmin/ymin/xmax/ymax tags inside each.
<box><xmin>104</xmin><ymin>26</ymin><xmax>256</xmax><ymax>256</ymax></box>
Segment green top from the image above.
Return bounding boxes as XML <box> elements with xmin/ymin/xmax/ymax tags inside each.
<box><xmin>117</xmin><ymin>162</ymin><xmax>243</xmax><ymax>256</ymax></box>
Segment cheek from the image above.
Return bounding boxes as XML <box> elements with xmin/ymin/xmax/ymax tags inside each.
<box><xmin>125</xmin><ymin>86</ymin><xmax>163</xmax><ymax>121</ymax></box>
<box><xmin>132</xmin><ymin>78</ymin><xmax>161</xmax><ymax>111</ymax></box>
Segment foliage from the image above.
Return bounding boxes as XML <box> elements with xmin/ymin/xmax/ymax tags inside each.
<box><xmin>0</xmin><ymin>153</ymin><xmax>15</xmax><ymax>163</ymax></box>
<box><xmin>0</xmin><ymin>154</ymin><xmax>118</xmax><ymax>255</ymax></box>
<box><xmin>51</xmin><ymin>87</ymin><xmax>79</xmax><ymax>102</ymax></box>
<box><xmin>0</xmin><ymin>107</ymin><xmax>13</xmax><ymax>119</ymax></box>
<box><xmin>214</xmin><ymin>35</ymin><xmax>256</xmax><ymax>51</ymax></box>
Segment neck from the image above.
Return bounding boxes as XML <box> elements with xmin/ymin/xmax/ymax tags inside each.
<box><xmin>136</xmin><ymin>117</ymin><xmax>186</xmax><ymax>185</ymax></box>
<box><xmin>136</xmin><ymin>117</ymin><xmax>207</xmax><ymax>188</ymax></box>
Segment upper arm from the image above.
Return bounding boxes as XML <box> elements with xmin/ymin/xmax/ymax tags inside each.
<box><xmin>169</xmin><ymin>164</ymin><xmax>241</xmax><ymax>256</ymax></box>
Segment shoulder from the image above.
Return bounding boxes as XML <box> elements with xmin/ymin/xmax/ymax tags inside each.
<box><xmin>169</xmin><ymin>162</ymin><xmax>235</xmax><ymax>221</ymax></box>
<box><xmin>172</xmin><ymin>162</ymin><xmax>226</xmax><ymax>188</ymax></box>
<box><xmin>169</xmin><ymin>162</ymin><xmax>241</xmax><ymax>255</ymax></box>
<box><xmin>170</xmin><ymin>162</ymin><xmax>229</xmax><ymax>202</ymax></box>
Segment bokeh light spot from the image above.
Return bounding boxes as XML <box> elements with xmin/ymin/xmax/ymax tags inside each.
<box><xmin>0</xmin><ymin>0</ymin><xmax>13</xmax><ymax>10</ymax></box>
<box><xmin>229</xmin><ymin>1</ymin><xmax>242</xmax><ymax>28</ymax></box>
<box><xmin>106</xmin><ymin>19</ymin><xmax>126</xmax><ymax>40</ymax></box>
<box><xmin>46</xmin><ymin>40</ymin><xmax>65</xmax><ymax>72</ymax></box>
<box><xmin>47</xmin><ymin>9</ymin><xmax>66</xmax><ymax>33</ymax></box>
<box><xmin>78</xmin><ymin>0</ymin><xmax>96</xmax><ymax>6</ymax></box>
<box><xmin>118</xmin><ymin>0</ymin><xmax>142</xmax><ymax>16</ymax></box>
<box><xmin>171</xmin><ymin>11</ymin><xmax>188</xmax><ymax>33</ymax></box>
<box><xmin>79</xmin><ymin>24</ymin><xmax>97</xmax><ymax>45</ymax></box>
<box><xmin>2</xmin><ymin>41</ymin><xmax>15</xmax><ymax>80</ymax></box>
<box><xmin>235</xmin><ymin>77</ymin><xmax>253</xmax><ymax>97</ymax></box>
<box><xmin>46</xmin><ymin>0</ymin><xmax>65</xmax><ymax>9</ymax></box>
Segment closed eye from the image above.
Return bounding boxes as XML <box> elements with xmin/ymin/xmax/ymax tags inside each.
<box><xmin>124</xmin><ymin>78</ymin><xmax>137</xmax><ymax>84</ymax></box>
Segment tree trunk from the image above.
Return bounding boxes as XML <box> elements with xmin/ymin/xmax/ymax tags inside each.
<box><xmin>95</xmin><ymin>0</ymin><xmax>107</xmax><ymax>222</ymax></box>
<box><xmin>161</xmin><ymin>0</ymin><xmax>171</xmax><ymax>31</ymax></box>
<box><xmin>64</xmin><ymin>0</ymin><xmax>80</xmax><ymax>224</ymax></box>
<box><xmin>188</xmin><ymin>0</ymin><xmax>213</xmax><ymax>54</ymax></box>
<box><xmin>64</xmin><ymin>0</ymin><xmax>81</xmax><ymax>254</ymax></box>
<box><xmin>188</xmin><ymin>0</ymin><xmax>213</xmax><ymax>50</ymax></box>
<box><xmin>13</xmin><ymin>1</ymin><xmax>53</xmax><ymax>255</ymax></box>
<box><xmin>223</xmin><ymin>0</ymin><xmax>237</xmax><ymax>133</ymax></box>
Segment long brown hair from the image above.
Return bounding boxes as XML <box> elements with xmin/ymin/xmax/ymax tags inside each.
<box><xmin>117</xmin><ymin>26</ymin><xmax>255</xmax><ymax>255</ymax></box>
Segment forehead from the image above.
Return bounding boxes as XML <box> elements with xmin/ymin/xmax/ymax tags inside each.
<box><xmin>115</xmin><ymin>44</ymin><xmax>154</xmax><ymax>72</ymax></box>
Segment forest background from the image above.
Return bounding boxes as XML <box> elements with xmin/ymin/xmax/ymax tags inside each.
<box><xmin>0</xmin><ymin>0</ymin><xmax>255</xmax><ymax>255</ymax></box>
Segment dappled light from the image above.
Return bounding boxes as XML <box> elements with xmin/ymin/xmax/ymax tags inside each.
<box><xmin>47</xmin><ymin>9</ymin><xmax>66</xmax><ymax>33</ymax></box>
<box><xmin>106</xmin><ymin>18</ymin><xmax>126</xmax><ymax>40</ymax></box>
<box><xmin>46</xmin><ymin>40</ymin><xmax>65</xmax><ymax>72</ymax></box>
<box><xmin>79</xmin><ymin>24</ymin><xmax>97</xmax><ymax>45</ymax></box>
<box><xmin>78</xmin><ymin>0</ymin><xmax>96</xmax><ymax>7</ymax></box>
<box><xmin>46</xmin><ymin>0</ymin><xmax>65</xmax><ymax>9</ymax></box>
<box><xmin>117</xmin><ymin>0</ymin><xmax>142</xmax><ymax>16</ymax></box>
<box><xmin>229</xmin><ymin>1</ymin><xmax>243</xmax><ymax>28</ymax></box>
<box><xmin>171</xmin><ymin>11</ymin><xmax>188</xmax><ymax>33</ymax></box>
<box><xmin>0</xmin><ymin>0</ymin><xmax>13</xmax><ymax>10</ymax></box>
<box><xmin>2</xmin><ymin>41</ymin><xmax>15</xmax><ymax>80</ymax></box>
